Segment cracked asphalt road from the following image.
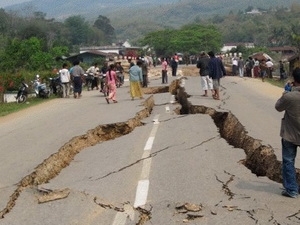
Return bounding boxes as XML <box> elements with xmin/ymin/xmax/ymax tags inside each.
<box><xmin>1</xmin><ymin>68</ymin><xmax>299</xmax><ymax>225</ymax></box>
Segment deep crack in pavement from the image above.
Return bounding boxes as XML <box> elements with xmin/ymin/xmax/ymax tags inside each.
<box><xmin>1</xmin><ymin>79</ymin><xmax>299</xmax><ymax>223</ymax></box>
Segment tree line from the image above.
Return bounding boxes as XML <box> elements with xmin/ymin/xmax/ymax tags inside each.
<box><xmin>1</xmin><ymin>3</ymin><xmax>300</xmax><ymax>93</ymax></box>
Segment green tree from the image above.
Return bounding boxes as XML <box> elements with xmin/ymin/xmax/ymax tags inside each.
<box><xmin>93</xmin><ymin>15</ymin><xmax>116</xmax><ymax>44</ymax></box>
<box><xmin>141</xmin><ymin>24</ymin><xmax>222</xmax><ymax>56</ymax></box>
<box><xmin>64</xmin><ymin>16</ymin><xmax>89</xmax><ymax>46</ymax></box>
<box><xmin>0</xmin><ymin>37</ymin><xmax>57</xmax><ymax>71</ymax></box>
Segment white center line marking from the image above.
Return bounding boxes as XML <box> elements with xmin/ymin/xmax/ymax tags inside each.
<box><xmin>134</xmin><ymin>180</ymin><xmax>150</xmax><ymax>208</ymax></box>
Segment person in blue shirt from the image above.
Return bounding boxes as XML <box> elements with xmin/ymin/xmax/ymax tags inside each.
<box><xmin>129</xmin><ymin>60</ymin><xmax>144</xmax><ymax>100</ymax></box>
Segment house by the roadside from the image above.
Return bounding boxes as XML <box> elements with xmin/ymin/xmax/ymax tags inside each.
<box><xmin>268</xmin><ymin>46</ymin><xmax>297</xmax><ymax>61</ymax></box>
<box><xmin>287</xmin><ymin>54</ymin><xmax>300</xmax><ymax>74</ymax></box>
<box><xmin>268</xmin><ymin>46</ymin><xmax>300</xmax><ymax>75</ymax></box>
<box><xmin>65</xmin><ymin>50</ymin><xmax>111</xmax><ymax>65</ymax></box>
<box><xmin>79</xmin><ymin>41</ymin><xmax>142</xmax><ymax>60</ymax></box>
<box><xmin>221</xmin><ymin>42</ymin><xmax>254</xmax><ymax>53</ymax></box>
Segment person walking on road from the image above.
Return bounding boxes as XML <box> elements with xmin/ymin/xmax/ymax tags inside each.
<box><xmin>59</xmin><ymin>63</ymin><xmax>71</xmax><ymax>98</ymax></box>
<box><xmin>105</xmin><ymin>64</ymin><xmax>118</xmax><ymax>104</ymax></box>
<box><xmin>196</xmin><ymin>51</ymin><xmax>214</xmax><ymax>97</ymax></box>
<box><xmin>208</xmin><ymin>51</ymin><xmax>226</xmax><ymax>100</ymax></box>
<box><xmin>70</xmin><ymin>59</ymin><xmax>84</xmax><ymax>99</ymax></box>
<box><xmin>275</xmin><ymin>67</ymin><xmax>300</xmax><ymax>198</ymax></box>
<box><xmin>129</xmin><ymin>60</ymin><xmax>144</xmax><ymax>100</ymax></box>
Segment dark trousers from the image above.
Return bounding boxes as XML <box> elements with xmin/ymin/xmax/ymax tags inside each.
<box><xmin>172</xmin><ymin>67</ymin><xmax>177</xmax><ymax>76</ymax></box>
<box><xmin>142</xmin><ymin>75</ymin><xmax>148</xmax><ymax>87</ymax></box>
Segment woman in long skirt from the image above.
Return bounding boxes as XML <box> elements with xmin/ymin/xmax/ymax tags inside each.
<box><xmin>129</xmin><ymin>60</ymin><xmax>144</xmax><ymax>100</ymax></box>
<box><xmin>105</xmin><ymin>64</ymin><xmax>118</xmax><ymax>104</ymax></box>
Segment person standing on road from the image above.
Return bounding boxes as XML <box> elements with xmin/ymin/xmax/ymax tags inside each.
<box><xmin>238</xmin><ymin>57</ymin><xmax>244</xmax><ymax>77</ymax></box>
<box><xmin>141</xmin><ymin>58</ymin><xmax>149</xmax><ymax>87</ymax></box>
<box><xmin>105</xmin><ymin>64</ymin><xmax>118</xmax><ymax>104</ymax></box>
<box><xmin>196</xmin><ymin>51</ymin><xmax>214</xmax><ymax>97</ymax></box>
<box><xmin>231</xmin><ymin>57</ymin><xmax>238</xmax><ymax>76</ymax></box>
<box><xmin>208</xmin><ymin>51</ymin><xmax>226</xmax><ymax>100</ymax></box>
<box><xmin>275</xmin><ymin>67</ymin><xmax>300</xmax><ymax>198</ymax></box>
<box><xmin>161</xmin><ymin>57</ymin><xmax>168</xmax><ymax>84</ymax></box>
<box><xmin>253</xmin><ymin>58</ymin><xmax>260</xmax><ymax>78</ymax></box>
<box><xmin>247</xmin><ymin>57</ymin><xmax>254</xmax><ymax>77</ymax></box>
<box><xmin>266</xmin><ymin>59</ymin><xmax>274</xmax><ymax>79</ymax></box>
<box><xmin>86</xmin><ymin>63</ymin><xmax>100</xmax><ymax>90</ymax></box>
<box><xmin>70</xmin><ymin>59</ymin><xmax>85</xmax><ymax>99</ymax></box>
<box><xmin>259</xmin><ymin>59</ymin><xmax>268</xmax><ymax>82</ymax></box>
<box><xmin>129</xmin><ymin>60</ymin><xmax>144</xmax><ymax>100</ymax></box>
<box><xmin>59</xmin><ymin>63</ymin><xmax>71</xmax><ymax>98</ymax></box>
<box><xmin>279</xmin><ymin>60</ymin><xmax>286</xmax><ymax>80</ymax></box>
<box><xmin>170</xmin><ymin>57</ymin><xmax>178</xmax><ymax>77</ymax></box>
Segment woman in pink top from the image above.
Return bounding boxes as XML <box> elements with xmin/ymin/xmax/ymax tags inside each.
<box><xmin>105</xmin><ymin>64</ymin><xmax>118</xmax><ymax>104</ymax></box>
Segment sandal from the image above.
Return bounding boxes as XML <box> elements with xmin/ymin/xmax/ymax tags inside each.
<box><xmin>105</xmin><ymin>97</ymin><xmax>110</xmax><ymax>104</ymax></box>
<box><xmin>201</xmin><ymin>94</ymin><xmax>208</xmax><ymax>97</ymax></box>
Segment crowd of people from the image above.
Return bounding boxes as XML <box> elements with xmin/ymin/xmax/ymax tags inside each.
<box><xmin>54</xmin><ymin>58</ymin><xmax>148</xmax><ymax>103</ymax></box>
<box><xmin>229</xmin><ymin>56</ymin><xmax>287</xmax><ymax>82</ymax></box>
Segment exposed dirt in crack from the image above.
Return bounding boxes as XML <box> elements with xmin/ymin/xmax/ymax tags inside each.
<box><xmin>135</xmin><ymin>206</ymin><xmax>152</xmax><ymax>225</ymax></box>
<box><xmin>0</xmin><ymin>96</ymin><xmax>155</xmax><ymax>218</ymax></box>
<box><xmin>171</xmin><ymin>77</ymin><xmax>300</xmax><ymax>186</ymax></box>
<box><xmin>191</xmin><ymin>105</ymin><xmax>286</xmax><ymax>184</ymax></box>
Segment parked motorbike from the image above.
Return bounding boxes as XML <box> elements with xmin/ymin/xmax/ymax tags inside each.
<box><xmin>49</xmin><ymin>76</ymin><xmax>63</xmax><ymax>98</ymax></box>
<box><xmin>32</xmin><ymin>76</ymin><xmax>50</xmax><ymax>98</ymax></box>
<box><xmin>15</xmin><ymin>81</ymin><xmax>29</xmax><ymax>103</ymax></box>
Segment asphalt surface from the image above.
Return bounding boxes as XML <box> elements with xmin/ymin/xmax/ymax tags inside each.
<box><xmin>1</xmin><ymin>72</ymin><xmax>299</xmax><ymax>225</ymax></box>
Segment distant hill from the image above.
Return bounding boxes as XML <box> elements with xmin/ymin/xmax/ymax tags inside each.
<box><xmin>4</xmin><ymin>0</ymin><xmax>178</xmax><ymax>20</ymax></box>
<box><xmin>4</xmin><ymin>0</ymin><xmax>298</xmax><ymax>42</ymax></box>
<box><xmin>5</xmin><ymin>0</ymin><xmax>295</xmax><ymax>21</ymax></box>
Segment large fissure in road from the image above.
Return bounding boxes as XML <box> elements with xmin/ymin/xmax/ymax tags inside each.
<box><xmin>172</xmin><ymin>78</ymin><xmax>299</xmax><ymax>186</ymax></box>
<box><xmin>0</xmin><ymin>97</ymin><xmax>155</xmax><ymax>218</ymax></box>
<box><xmin>1</xmin><ymin>79</ymin><xmax>298</xmax><ymax>220</ymax></box>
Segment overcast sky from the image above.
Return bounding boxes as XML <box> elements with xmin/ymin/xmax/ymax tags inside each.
<box><xmin>0</xmin><ymin>0</ymin><xmax>31</xmax><ymax>8</ymax></box>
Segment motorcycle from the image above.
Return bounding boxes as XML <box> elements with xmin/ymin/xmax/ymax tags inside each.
<box><xmin>15</xmin><ymin>81</ymin><xmax>29</xmax><ymax>103</ymax></box>
<box><xmin>99</xmin><ymin>73</ymin><xmax>109</xmax><ymax>97</ymax></box>
<box><xmin>49</xmin><ymin>76</ymin><xmax>63</xmax><ymax>98</ymax></box>
<box><xmin>32</xmin><ymin>78</ymin><xmax>50</xmax><ymax>98</ymax></box>
<box><xmin>84</xmin><ymin>73</ymin><xmax>95</xmax><ymax>91</ymax></box>
<box><xmin>116</xmin><ymin>70</ymin><xmax>124</xmax><ymax>88</ymax></box>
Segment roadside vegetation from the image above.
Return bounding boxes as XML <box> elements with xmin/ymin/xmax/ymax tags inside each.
<box><xmin>0</xmin><ymin>96</ymin><xmax>53</xmax><ymax>117</ymax></box>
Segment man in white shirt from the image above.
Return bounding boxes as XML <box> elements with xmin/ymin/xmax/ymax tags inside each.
<box><xmin>59</xmin><ymin>63</ymin><xmax>71</xmax><ymax>98</ymax></box>
<box><xmin>232</xmin><ymin>57</ymin><xmax>238</xmax><ymax>76</ymax></box>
